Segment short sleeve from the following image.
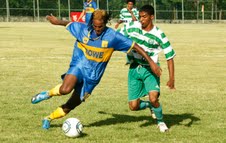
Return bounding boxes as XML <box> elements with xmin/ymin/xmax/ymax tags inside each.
<box><xmin>119</xmin><ymin>9</ymin><xmax>124</xmax><ymax>20</ymax></box>
<box><xmin>112</xmin><ymin>32</ymin><xmax>134</xmax><ymax>52</ymax></box>
<box><xmin>66</xmin><ymin>22</ymin><xmax>83</xmax><ymax>38</ymax></box>
<box><xmin>158</xmin><ymin>30</ymin><xmax>176</xmax><ymax>60</ymax></box>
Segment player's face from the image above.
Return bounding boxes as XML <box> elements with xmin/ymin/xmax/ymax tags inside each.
<box><xmin>92</xmin><ymin>19</ymin><xmax>106</xmax><ymax>36</ymax></box>
<box><xmin>139</xmin><ymin>11</ymin><xmax>154</xmax><ymax>29</ymax></box>
<box><xmin>127</xmin><ymin>2</ymin><xmax>134</xmax><ymax>10</ymax></box>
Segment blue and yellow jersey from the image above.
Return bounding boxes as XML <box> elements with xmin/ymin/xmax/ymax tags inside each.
<box><xmin>66</xmin><ymin>22</ymin><xmax>134</xmax><ymax>83</ymax></box>
<box><xmin>83</xmin><ymin>1</ymin><xmax>97</xmax><ymax>23</ymax></box>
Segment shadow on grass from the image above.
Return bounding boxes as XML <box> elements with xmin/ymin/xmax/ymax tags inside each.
<box><xmin>85</xmin><ymin>111</ymin><xmax>200</xmax><ymax>128</ymax></box>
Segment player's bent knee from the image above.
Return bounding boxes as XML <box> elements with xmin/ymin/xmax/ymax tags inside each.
<box><xmin>149</xmin><ymin>98</ymin><xmax>158</xmax><ymax>104</ymax></box>
<box><xmin>129</xmin><ymin>102</ymin><xmax>139</xmax><ymax>111</ymax></box>
<box><xmin>60</xmin><ymin>86</ymin><xmax>73</xmax><ymax>95</ymax></box>
<box><xmin>149</xmin><ymin>92</ymin><xmax>160</xmax><ymax>108</ymax></box>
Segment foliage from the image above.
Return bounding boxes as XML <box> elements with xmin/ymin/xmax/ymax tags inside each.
<box><xmin>0</xmin><ymin>0</ymin><xmax>225</xmax><ymax>19</ymax></box>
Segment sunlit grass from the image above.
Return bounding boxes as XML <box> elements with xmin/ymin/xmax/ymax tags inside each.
<box><xmin>0</xmin><ymin>22</ymin><xmax>225</xmax><ymax>143</ymax></box>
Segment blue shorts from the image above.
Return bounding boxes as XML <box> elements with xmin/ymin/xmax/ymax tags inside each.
<box><xmin>62</xmin><ymin>65</ymin><xmax>98</xmax><ymax>101</ymax></box>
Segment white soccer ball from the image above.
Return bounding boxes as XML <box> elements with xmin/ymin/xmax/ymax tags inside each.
<box><xmin>62</xmin><ymin>118</ymin><xmax>83</xmax><ymax>138</ymax></box>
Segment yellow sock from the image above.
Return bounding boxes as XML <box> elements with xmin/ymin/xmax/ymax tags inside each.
<box><xmin>49</xmin><ymin>84</ymin><xmax>62</xmax><ymax>96</ymax></box>
<box><xmin>47</xmin><ymin>107</ymin><xmax>67</xmax><ymax>120</ymax></box>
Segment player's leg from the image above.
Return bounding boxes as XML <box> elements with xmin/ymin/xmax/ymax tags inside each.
<box><xmin>128</xmin><ymin>65</ymin><xmax>156</xmax><ymax>119</ymax></box>
<box><xmin>148</xmin><ymin>91</ymin><xmax>168</xmax><ymax>132</ymax></box>
<box><xmin>143</xmin><ymin>68</ymin><xmax>168</xmax><ymax>132</ymax></box>
<box><xmin>42</xmin><ymin>90</ymin><xmax>82</xmax><ymax>129</ymax></box>
<box><xmin>42</xmin><ymin>78</ymin><xmax>96</xmax><ymax>129</ymax></box>
<box><xmin>31</xmin><ymin>74</ymin><xmax>77</xmax><ymax>104</ymax></box>
<box><xmin>128</xmin><ymin>65</ymin><xmax>152</xmax><ymax>111</ymax></box>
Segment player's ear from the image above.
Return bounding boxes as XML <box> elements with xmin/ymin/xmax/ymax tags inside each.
<box><xmin>150</xmin><ymin>15</ymin><xmax>154</xmax><ymax>20</ymax></box>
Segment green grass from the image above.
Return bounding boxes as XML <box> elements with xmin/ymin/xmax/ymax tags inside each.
<box><xmin>0</xmin><ymin>22</ymin><xmax>225</xmax><ymax>143</ymax></box>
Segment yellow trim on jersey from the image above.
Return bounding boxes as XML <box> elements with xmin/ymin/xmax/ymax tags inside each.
<box><xmin>86</xmin><ymin>7</ymin><xmax>95</xmax><ymax>13</ymax></box>
<box><xmin>127</xmin><ymin>42</ymin><xmax>135</xmax><ymax>54</ymax></box>
<box><xmin>77</xmin><ymin>42</ymin><xmax>114</xmax><ymax>62</ymax></box>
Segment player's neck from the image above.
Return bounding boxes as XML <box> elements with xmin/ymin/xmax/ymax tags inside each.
<box><xmin>142</xmin><ymin>24</ymin><xmax>154</xmax><ymax>32</ymax></box>
<box><xmin>87</xmin><ymin>0</ymin><xmax>92</xmax><ymax>4</ymax></box>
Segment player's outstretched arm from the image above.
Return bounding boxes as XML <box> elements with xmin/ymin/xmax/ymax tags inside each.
<box><xmin>132</xmin><ymin>43</ymin><xmax>161</xmax><ymax>77</ymax></box>
<box><xmin>77</xmin><ymin>10</ymin><xmax>85</xmax><ymax>22</ymax></box>
<box><xmin>46</xmin><ymin>14</ymin><xmax>70</xmax><ymax>26</ymax></box>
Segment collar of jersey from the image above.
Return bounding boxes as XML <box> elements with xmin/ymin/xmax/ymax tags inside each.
<box><xmin>87</xmin><ymin>28</ymin><xmax>107</xmax><ymax>41</ymax></box>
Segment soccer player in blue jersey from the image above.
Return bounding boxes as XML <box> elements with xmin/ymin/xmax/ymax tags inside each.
<box><xmin>77</xmin><ymin>0</ymin><xmax>97</xmax><ymax>24</ymax></box>
<box><xmin>31</xmin><ymin>9</ymin><xmax>162</xmax><ymax>129</ymax></box>
<box><xmin>119</xmin><ymin>5</ymin><xmax>176</xmax><ymax>132</ymax></box>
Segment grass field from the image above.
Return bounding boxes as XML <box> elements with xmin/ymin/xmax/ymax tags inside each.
<box><xmin>0</xmin><ymin>22</ymin><xmax>226</xmax><ymax>143</ymax></box>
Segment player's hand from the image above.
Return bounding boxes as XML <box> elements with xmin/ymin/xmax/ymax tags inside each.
<box><xmin>46</xmin><ymin>14</ymin><xmax>60</xmax><ymax>25</ymax></box>
<box><xmin>166</xmin><ymin>79</ymin><xmax>175</xmax><ymax>90</ymax></box>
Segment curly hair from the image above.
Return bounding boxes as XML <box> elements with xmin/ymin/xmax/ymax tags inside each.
<box><xmin>126</xmin><ymin>0</ymin><xmax>136</xmax><ymax>5</ymax></box>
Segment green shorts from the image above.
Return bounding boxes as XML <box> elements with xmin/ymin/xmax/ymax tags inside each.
<box><xmin>128</xmin><ymin>63</ymin><xmax>160</xmax><ymax>101</ymax></box>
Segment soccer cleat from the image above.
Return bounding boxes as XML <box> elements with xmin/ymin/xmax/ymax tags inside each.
<box><xmin>42</xmin><ymin>118</ymin><xmax>51</xmax><ymax>129</ymax></box>
<box><xmin>157</xmin><ymin>122</ymin><xmax>169</xmax><ymax>132</ymax></box>
<box><xmin>150</xmin><ymin>109</ymin><xmax>157</xmax><ymax>119</ymax></box>
<box><xmin>31</xmin><ymin>91</ymin><xmax>51</xmax><ymax>104</ymax></box>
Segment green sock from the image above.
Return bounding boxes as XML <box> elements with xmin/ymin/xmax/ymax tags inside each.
<box><xmin>139</xmin><ymin>100</ymin><xmax>152</xmax><ymax>110</ymax></box>
<box><xmin>152</xmin><ymin>104</ymin><xmax>164</xmax><ymax>124</ymax></box>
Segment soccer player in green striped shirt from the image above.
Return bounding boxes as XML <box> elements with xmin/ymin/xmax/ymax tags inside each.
<box><xmin>115</xmin><ymin>0</ymin><xmax>139</xmax><ymax>29</ymax></box>
<box><xmin>115</xmin><ymin>0</ymin><xmax>139</xmax><ymax>65</ymax></box>
<box><xmin>119</xmin><ymin>5</ymin><xmax>176</xmax><ymax>132</ymax></box>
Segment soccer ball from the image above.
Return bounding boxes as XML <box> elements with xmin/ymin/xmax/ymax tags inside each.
<box><xmin>62</xmin><ymin>118</ymin><xmax>83</xmax><ymax>138</ymax></box>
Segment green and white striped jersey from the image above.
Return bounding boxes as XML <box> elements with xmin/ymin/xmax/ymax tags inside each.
<box><xmin>120</xmin><ymin>21</ymin><xmax>176</xmax><ymax>65</ymax></box>
<box><xmin>119</xmin><ymin>8</ymin><xmax>139</xmax><ymax>22</ymax></box>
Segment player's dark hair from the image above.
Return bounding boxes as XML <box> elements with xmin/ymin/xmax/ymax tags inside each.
<box><xmin>126</xmin><ymin>0</ymin><xmax>136</xmax><ymax>5</ymax></box>
<box><xmin>140</xmin><ymin>5</ymin><xmax>155</xmax><ymax>15</ymax></box>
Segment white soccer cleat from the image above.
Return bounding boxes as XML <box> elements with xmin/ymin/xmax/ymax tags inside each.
<box><xmin>157</xmin><ymin>122</ymin><xmax>169</xmax><ymax>132</ymax></box>
<box><xmin>150</xmin><ymin>109</ymin><xmax>157</xmax><ymax>119</ymax></box>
